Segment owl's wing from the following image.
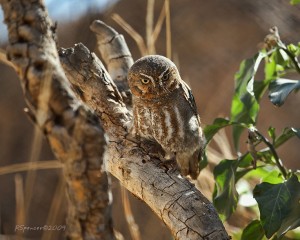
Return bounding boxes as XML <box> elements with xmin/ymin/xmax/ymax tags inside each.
<box><xmin>180</xmin><ymin>81</ymin><xmax>200</xmax><ymax>119</ymax></box>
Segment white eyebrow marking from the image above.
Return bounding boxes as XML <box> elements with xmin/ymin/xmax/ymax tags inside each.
<box><xmin>140</xmin><ymin>73</ymin><xmax>155</xmax><ymax>85</ymax></box>
<box><xmin>159</xmin><ymin>68</ymin><xmax>170</xmax><ymax>79</ymax></box>
<box><xmin>158</xmin><ymin>68</ymin><xmax>170</xmax><ymax>87</ymax></box>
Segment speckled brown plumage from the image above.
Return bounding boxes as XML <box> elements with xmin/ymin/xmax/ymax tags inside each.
<box><xmin>128</xmin><ymin>55</ymin><xmax>205</xmax><ymax>179</ymax></box>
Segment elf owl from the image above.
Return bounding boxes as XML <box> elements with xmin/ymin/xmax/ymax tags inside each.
<box><xmin>128</xmin><ymin>55</ymin><xmax>205</xmax><ymax>179</ymax></box>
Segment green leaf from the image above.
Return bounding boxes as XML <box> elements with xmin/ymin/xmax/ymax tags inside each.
<box><xmin>231</xmin><ymin>53</ymin><xmax>265</xmax><ymax>149</ymax></box>
<box><xmin>265</xmin><ymin>54</ymin><xmax>277</xmax><ymax>79</ymax></box>
<box><xmin>231</xmin><ymin>95</ymin><xmax>259</xmax><ymax>150</ymax></box>
<box><xmin>290</xmin><ymin>0</ymin><xmax>300</xmax><ymax>5</ymax></box>
<box><xmin>236</xmin><ymin>168</ymin><xmax>254</xmax><ymax>182</ymax></box>
<box><xmin>275</xmin><ymin>127</ymin><xmax>300</xmax><ymax>148</ymax></box>
<box><xmin>237</xmin><ymin>152</ymin><xmax>253</xmax><ymax>168</ymax></box>
<box><xmin>252</xmin><ymin>52</ymin><xmax>278</xmax><ymax>102</ymax></box>
<box><xmin>287</xmin><ymin>44</ymin><xmax>300</xmax><ymax>57</ymax></box>
<box><xmin>204</xmin><ymin>118</ymin><xmax>247</xmax><ymax>153</ymax></box>
<box><xmin>243</xmin><ymin>167</ymin><xmax>279</xmax><ymax>181</ymax></box>
<box><xmin>241</xmin><ymin>220</ymin><xmax>265</xmax><ymax>240</ymax></box>
<box><xmin>234</xmin><ymin>52</ymin><xmax>265</xmax><ymax>96</ymax></box>
<box><xmin>253</xmin><ymin>175</ymin><xmax>300</xmax><ymax>238</ymax></box>
<box><xmin>213</xmin><ymin>160</ymin><xmax>239</xmax><ymax>219</ymax></box>
<box><xmin>277</xmin><ymin>203</ymin><xmax>300</xmax><ymax>238</ymax></box>
<box><xmin>274</xmin><ymin>49</ymin><xmax>290</xmax><ymax>69</ymax></box>
<box><xmin>268</xmin><ymin>127</ymin><xmax>276</xmax><ymax>143</ymax></box>
<box><xmin>269</xmin><ymin>79</ymin><xmax>300</xmax><ymax>106</ymax></box>
<box><xmin>203</xmin><ymin>118</ymin><xmax>232</xmax><ymax>144</ymax></box>
<box><xmin>262</xmin><ymin>170</ymin><xmax>284</xmax><ymax>184</ymax></box>
<box><xmin>232</xmin><ymin>125</ymin><xmax>245</xmax><ymax>151</ymax></box>
<box><xmin>254</xmin><ymin>80</ymin><xmax>270</xmax><ymax>102</ymax></box>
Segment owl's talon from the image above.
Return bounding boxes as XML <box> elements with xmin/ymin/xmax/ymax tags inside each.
<box><xmin>140</xmin><ymin>140</ymin><xmax>165</xmax><ymax>160</ymax></box>
<box><xmin>128</xmin><ymin>147</ymin><xmax>143</xmax><ymax>156</ymax></box>
<box><xmin>158</xmin><ymin>159</ymin><xmax>178</xmax><ymax>174</ymax></box>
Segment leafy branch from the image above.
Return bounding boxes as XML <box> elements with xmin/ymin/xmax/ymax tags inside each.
<box><xmin>253</xmin><ymin>129</ymin><xmax>287</xmax><ymax>179</ymax></box>
<box><xmin>204</xmin><ymin>26</ymin><xmax>300</xmax><ymax>239</ymax></box>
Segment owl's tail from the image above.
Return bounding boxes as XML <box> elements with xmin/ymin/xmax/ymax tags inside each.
<box><xmin>177</xmin><ymin>149</ymin><xmax>200</xmax><ymax>180</ymax></box>
<box><xmin>188</xmin><ymin>149</ymin><xmax>201</xmax><ymax>180</ymax></box>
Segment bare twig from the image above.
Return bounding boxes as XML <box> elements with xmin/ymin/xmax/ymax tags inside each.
<box><xmin>254</xmin><ymin>129</ymin><xmax>288</xmax><ymax>179</ymax></box>
<box><xmin>165</xmin><ymin>0</ymin><xmax>172</xmax><ymax>59</ymax></box>
<box><xmin>24</xmin><ymin>126</ymin><xmax>43</xmax><ymax>222</ymax></box>
<box><xmin>121</xmin><ymin>187</ymin><xmax>141</xmax><ymax>240</ymax></box>
<box><xmin>42</xmin><ymin>175</ymin><xmax>65</xmax><ymax>240</ymax></box>
<box><xmin>146</xmin><ymin>0</ymin><xmax>155</xmax><ymax>54</ymax></box>
<box><xmin>15</xmin><ymin>174</ymin><xmax>25</xmax><ymax>238</ymax></box>
<box><xmin>112</xmin><ymin>14</ymin><xmax>147</xmax><ymax>56</ymax></box>
<box><xmin>0</xmin><ymin>160</ymin><xmax>62</xmax><ymax>175</ymax></box>
<box><xmin>152</xmin><ymin>2</ymin><xmax>166</xmax><ymax>45</ymax></box>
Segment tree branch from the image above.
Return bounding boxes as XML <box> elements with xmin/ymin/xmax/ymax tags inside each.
<box><xmin>0</xmin><ymin>0</ymin><xmax>115</xmax><ymax>239</ymax></box>
<box><xmin>254</xmin><ymin>129</ymin><xmax>288</xmax><ymax>179</ymax></box>
<box><xmin>90</xmin><ymin>20</ymin><xmax>134</xmax><ymax>106</ymax></box>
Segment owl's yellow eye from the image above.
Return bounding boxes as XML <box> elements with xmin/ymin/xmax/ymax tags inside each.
<box><xmin>141</xmin><ymin>78</ymin><xmax>150</xmax><ymax>84</ymax></box>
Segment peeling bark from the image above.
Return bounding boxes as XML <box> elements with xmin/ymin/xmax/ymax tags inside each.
<box><xmin>1</xmin><ymin>0</ymin><xmax>230</xmax><ymax>239</ymax></box>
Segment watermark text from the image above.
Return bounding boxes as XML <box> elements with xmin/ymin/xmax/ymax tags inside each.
<box><xmin>15</xmin><ymin>225</ymin><xmax>66</xmax><ymax>233</ymax></box>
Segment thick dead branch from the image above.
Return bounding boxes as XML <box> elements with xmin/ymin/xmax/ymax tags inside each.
<box><xmin>90</xmin><ymin>20</ymin><xmax>134</xmax><ymax>106</ymax></box>
<box><xmin>90</xmin><ymin>20</ymin><xmax>133</xmax><ymax>82</ymax></box>
<box><xmin>58</xmin><ymin>43</ymin><xmax>131</xmax><ymax>139</ymax></box>
<box><xmin>59</xmin><ymin>39</ymin><xmax>230</xmax><ymax>239</ymax></box>
<box><xmin>0</xmin><ymin>1</ymin><xmax>115</xmax><ymax>239</ymax></box>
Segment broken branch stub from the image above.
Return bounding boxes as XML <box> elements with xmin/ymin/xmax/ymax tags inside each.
<box><xmin>90</xmin><ymin>20</ymin><xmax>134</xmax><ymax>106</ymax></box>
<box><xmin>58</xmin><ymin>43</ymin><xmax>131</xmax><ymax>139</ymax></box>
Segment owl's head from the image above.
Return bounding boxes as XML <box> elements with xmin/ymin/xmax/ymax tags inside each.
<box><xmin>127</xmin><ymin>55</ymin><xmax>181</xmax><ymax>100</ymax></box>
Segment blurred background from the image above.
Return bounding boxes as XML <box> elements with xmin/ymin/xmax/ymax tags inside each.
<box><xmin>0</xmin><ymin>0</ymin><xmax>299</xmax><ymax>239</ymax></box>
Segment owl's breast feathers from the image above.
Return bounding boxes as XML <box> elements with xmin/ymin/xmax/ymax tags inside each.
<box><xmin>133</xmin><ymin>86</ymin><xmax>204</xmax><ymax>153</ymax></box>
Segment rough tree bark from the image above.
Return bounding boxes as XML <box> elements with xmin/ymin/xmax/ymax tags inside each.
<box><xmin>1</xmin><ymin>0</ymin><xmax>230</xmax><ymax>239</ymax></box>
<box><xmin>0</xmin><ymin>1</ymin><xmax>115</xmax><ymax>239</ymax></box>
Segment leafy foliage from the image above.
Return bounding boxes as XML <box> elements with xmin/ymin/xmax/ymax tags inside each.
<box><xmin>254</xmin><ymin>175</ymin><xmax>300</xmax><ymax>238</ymax></box>
<box><xmin>213</xmin><ymin>160</ymin><xmax>239</xmax><ymax>219</ymax></box>
<box><xmin>230</xmin><ymin>53</ymin><xmax>264</xmax><ymax>150</ymax></box>
<box><xmin>203</xmin><ymin>26</ymin><xmax>300</xmax><ymax>239</ymax></box>
<box><xmin>241</xmin><ymin>220</ymin><xmax>265</xmax><ymax>240</ymax></box>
